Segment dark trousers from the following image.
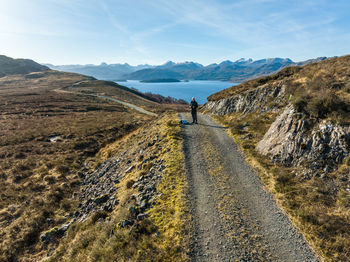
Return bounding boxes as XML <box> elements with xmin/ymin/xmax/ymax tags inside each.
<box><xmin>191</xmin><ymin>110</ymin><xmax>197</xmax><ymax>123</ymax></box>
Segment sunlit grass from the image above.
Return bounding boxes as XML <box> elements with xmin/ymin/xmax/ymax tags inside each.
<box><xmin>47</xmin><ymin>112</ymin><xmax>190</xmax><ymax>261</ymax></box>
<box><xmin>0</xmin><ymin>71</ymin><xmax>151</xmax><ymax>261</ymax></box>
<box><xmin>214</xmin><ymin>111</ymin><xmax>350</xmax><ymax>262</ymax></box>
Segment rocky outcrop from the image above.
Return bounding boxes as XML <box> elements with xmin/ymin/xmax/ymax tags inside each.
<box><xmin>75</xmin><ymin>138</ymin><xmax>165</xmax><ymax>222</ymax></box>
<box><xmin>204</xmin><ymin>81</ymin><xmax>286</xmax><ymax>115</ymax></box>
<box><xmin>118</xmin><ymin>160</ymin><xmax>165</xmax><ymax>228</ymax></box>
<box><xmin>204</xmin><ymin>76</ymin><xmax>350</xmax><ymax>176</ymax></box>
<box><xmin>76</xmin><ymin>158</ymin><xmax>121</xmax><ymax>221</ymax></box>
<box><xmin>74</xmin><ymin>154</ymin><xmax>165</xmax><ymax>226</ymax></box>
<box><xmin>131</xmin><ymin>160</ymin><xmax>165</xmax><ymax>212</ymax></box>
<box><xmin>39</xmin><ymin>120</ymin><xmax>168</xmax><ymax>248</ymax></box>
<box><xmin>257</xmin><ymin>105</ymin><xmax>350</xmax><ymax>173</ymax></box>
<box><xmin>40</xmin><ymin>222</ymin><xmax>71</xmax><ymax>246</ymax></box>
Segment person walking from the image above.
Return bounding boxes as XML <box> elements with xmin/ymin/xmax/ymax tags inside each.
<box><xmin>190</xmin><ymin>97</ymin><xmax>198</xmax><ymax>124</ymax></box>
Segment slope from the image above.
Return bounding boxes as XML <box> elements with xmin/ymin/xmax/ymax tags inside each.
<box><xmin>204</xmin><ymin>54</ymin><xmax>350</xmax><ymax>261</ymax></box>
<box><xmin>42</xmin><ymin>112</ymin><xmax>190</xmax><ymax>262</ymax></box>
<box><xmin>46</xmin><ymin>63</ymin><xmax>152</xmax><ymax>81</ymax></box>
<box><xmin>0</xmin><ymin>54</ymin><xmax>49</xmax><ymax>77</ymax></box>
<box><xmin>0</xmin><ymin>69</ymin><xmax>164</xmax><ymax>261</ymax></box>
<box><xmin>64</xmin><ymin>79</ymin><xmax>186</xmax><ymax>113</ymax></box>
<box><xmin>125</xmin><ymin>68</ymin><xmax>184</xmax><ymax>81</ymax></box>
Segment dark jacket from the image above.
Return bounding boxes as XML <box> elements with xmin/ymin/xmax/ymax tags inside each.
<box><xmin>190</xmin><ymin>100</ymin><xmax>198</xmax><ymax>113</ymax></box>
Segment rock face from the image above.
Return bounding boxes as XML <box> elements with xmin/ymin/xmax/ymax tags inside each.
<box><xmin>257</xmin><ymin>105</ymin><xmax>350</xmax><ymax>172</ymax></box>
<box><xmin>204</xmin><ymin>78</ymin><xmax>350</xmax><ymax>175</ymax></box>
<box><xmin>204</xmin><ymin>81</ymin><xmax>286</xmax><ymax>115</ymax></box>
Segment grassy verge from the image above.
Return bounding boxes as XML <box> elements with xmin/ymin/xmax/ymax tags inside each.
<box><xmin>147</xmin><ymin>114</ymin><xmax>190</xmax><ymax>260</ymax></box>
<box><xmin>46</xmin><ymin>112</ymin><xmax>190</xmax><ymax>261</ymax></box>
<box><xmin>213</xmin><ymin>112</ymin><xmax>350</xmax><ymax>262</ymax></box>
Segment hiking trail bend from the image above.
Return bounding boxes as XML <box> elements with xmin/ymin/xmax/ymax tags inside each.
<box><xmin>54</xmin><ymin>83</ymin><xmax>157</xmax><ymax>117</ymax></box>
<box><xmin>180</xmin><ymin>113</ymin><xmax>318</xmax><ymax>262</ymax></box>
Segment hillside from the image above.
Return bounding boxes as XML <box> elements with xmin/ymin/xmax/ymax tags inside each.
<box><xmin>0</xmin><ymin>55</ymin><xmax>49</xmax><ymax>77</ymax></box>
<box><xmin>65</xmin><ymin>79</ymin><xmax>187</xmax><ymax>112</ymax></box>
<box><xmin>125</xmin><ymin>68</ymin><xmax>184</xmax><ymax>81</ymax></box>
<box><xmin>140</xmin><ymin>78</ymin><xmax>181</xmax><ymax>83</ymax></box>
<box><xmin>41</xmin><ymin>113</ymin><xmax>189</xmax><ymax>261</ymax></box>
<box><xmin>188</xmin><ymin>58</ymin><xmax>295</xmax><ymax>82</ymax></box>
<box><xmin>46</xmin><ymin>63</ymin><xmax>151</xmax><ymax>81</ymax></box>
<box><xmin>204</xmin><ymin>55</ymin><xmax>350</xmax><ymax>261</ymax></box>
<box><xmin>0</xmin><ymin>68</ymin><xmax>188</xmax><ymax>261</ymax></box>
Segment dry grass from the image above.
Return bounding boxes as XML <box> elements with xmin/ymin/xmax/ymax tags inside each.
<box><xmin>66</xmin><ymin>80</ymin><xmax>188</xmax><ymax>113</ymax></box>
<box><xmin>209</xmin><ymin>55</ymin><xmax>350</xmax><ymax>125</ymax></box>
<box><xmin>45</xmin><ymin>112</ymin><xmax>190</xmax><ymax>261</ymax></box>
<box><xmin>0</xmin><ymin>71</ymin><xmax>153</xmax><ymax>261</ymax></box>
<box><xmin>147</xmin><ymin>115</ymin><xmax>190</xmax><ymax>261</ymax></box>
<box><xmin>208</xmin><ymin>66</ymin><xmax>302</xmax><ymax>101</ymax></box>
<box><xmin>214</xmin><ymin>112</ymin><xmax>350</xmax><ymax>261</ymax></box>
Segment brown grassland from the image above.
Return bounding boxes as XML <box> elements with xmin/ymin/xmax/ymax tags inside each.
<box><xmin>66</xmin><ymin>79</ymin><xmax>187</xmax><ymax>113</ymax></box>
<box><xmin>46</xmin><ymin>113</ymin><xmax>190</xmax><ymax>262</ymax></box>
<box><xmin>0</xmin><ymin>71</ymin><xmax>165</xmax><ymax>261</ymax></box>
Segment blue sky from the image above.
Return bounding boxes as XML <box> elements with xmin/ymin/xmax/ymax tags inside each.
<box><xmin>0</xmin><ymin>0</ymin><xmax>349</xmax><ymax>65</ymax></box>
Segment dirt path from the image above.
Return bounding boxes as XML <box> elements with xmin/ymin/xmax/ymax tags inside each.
<box><xmin>85</xmin><ymin>94</ymin><xmax>158</xmax><ymax>117</ymax></box>
<box><xmin>54</xmin><ymin>87</ymin><xmax>157</xmax><ymax>117</ymax></box>
<box><xmin>180</xmin><ymin>113</ymin><xmax>318</xmax><ymax>262</ymax></box>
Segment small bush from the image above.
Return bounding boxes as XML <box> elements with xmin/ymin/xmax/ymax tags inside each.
<box><xmin>47</xmin><ymin>187</ymin><xmax>65</xmax><ymax>203</ymax></box>
<box><xmin>69</xmin><ymin>178</ymin><xmax>80</xmax><ymax>187</ymax></box>
<box><xmin>60</xmin><ymin>199</ymin><xmax>73</xmax><ymax>211</ymax></box>
<box><xmin>56</xmin><ymin>165</ymin><xmax>70</xmax><ymax>175</ymax></box>
<box><xmin>292</xmin><ymin>88</ymin><xmax>348</xmax><ymax>119</ymax></box>
<box><xmin>337</xmin><ymin>190</ymin><xmax>350</xmax><ymax>208</ymax></box>
<box><xmin>293</xmin><ymin>93</ymin><xmax>310</xmax><ymax>113</ymax></box>
<box><xmin>297</xmin><ymin>208</ymin><xmax>319</xmax><ymax>225</ymax></box>
<box><xmin>308</xmin><ymin>75</ymin><xmax>328</xmax><ymax>91</ymax></box>
<box><xmin>166</xmin><ymin>120</ymin><xmax>178</xmax><ymax>127</ymax></box>
<box><xmin>307</xmin><ymin>91</ymin><xmax>346</xmax><ymax>118</ymax></box>
<box><xmin>74</xmin><ymin>140</ymin><xmax>93</xmax><ymax>150</ymax></box>
<box><xmin>44</xmin><ymin>175</ymin><xmax>56</xmax><ymax>184</ymax></box>
<box><xmin>91</xmin><ymin>210</ymin><xmax>109</xmax><ymax>224</ymax></box>
<box><xmin>274</xmin><ymin>173</ymin><xmax>294</xmax><ymax>193</ymax></box>
<box><xmin>126</xmin><ymin>179</ymin><xmax>135</xmax><ymax>189</ymax></box>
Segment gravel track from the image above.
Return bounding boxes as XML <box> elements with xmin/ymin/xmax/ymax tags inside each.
<box><xmin>54</xmin><ymin>85</ymin><xmax>158</xmax><ymax>117</ymax></box>
<box><xmin>85</xmin><ymin>94</ymin><xmax>158</xmax><ymax>117</ymax></box>
<box><xmin>180</xmin><ymin>113</ymin><xmax>318</xmax><ymax>262</ymax></box>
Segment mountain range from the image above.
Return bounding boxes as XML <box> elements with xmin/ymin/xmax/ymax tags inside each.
<box><xmin>45</xmin><ymin>62</ymin><xmax>151</xmax><ymax>81</ymax></box>
<box><xmin>46</xmin><ymin>57</ymin><xmax>328</xmax><ymax>82</ymax></box>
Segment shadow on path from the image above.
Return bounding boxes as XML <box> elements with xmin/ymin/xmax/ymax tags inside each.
<box><xmin>197</xmin><ymin>123</ymin><xmax>228</xmax><ymax>129</ymax></box>
<box><xmin>181</xmin><ymin>122</ymin><xmax>228</xmax><ymax>129</ymax></box>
